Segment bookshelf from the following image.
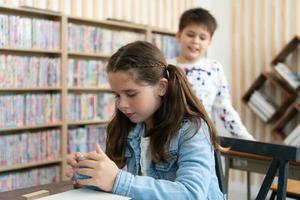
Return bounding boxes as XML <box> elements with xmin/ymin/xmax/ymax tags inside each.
<box><xmin>272</xmin><ymin>103</ymin><xmax>300</xmax><ymax>144</ymax></box>
<box><xmin>271</xmin><ymin>35</ymin><xmax>300</xmax><ymax>91</ymax></box>
<box><xmin>0</xmin><ymin>6</ymin><xmax>178</xmax><ymax>192</ymax></box>
<box><xmin>149</xmin><ymin>27</ymin><xmax>179</xmax><ymax>59</ymax></box>
<box><xmin>242</xmin><ymin>72</ymin><xmax>297</xmax><ymax>123</ymax></box>
<box><xmin>0</xmin><ymin>6</ymin><xmax>63</xmax><ymax>192</ymax></box>
<box><xmin>243</xmin><ymin>35</ymin><xmax>300</xmax><ymax>144</ymax></box>
<box><xmin>64</xmin><ymin>16</ymin><xmax>149</xmax><ymax>162</ymax></box>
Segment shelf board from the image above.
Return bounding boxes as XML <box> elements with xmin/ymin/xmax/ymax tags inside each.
<box><xmin>68</xmin><ymin>120</ymin><xmax>110</xmax><ymax>126</ymax></box>
<box><xmin>0</xmin><ymin>158</ymin><xmax>62</xmax><ymax>173</ymax></box>
<box><xmin>0</xmin><ymin>47</ymin><xmax>62</xmax><ymax>55</ymax></box>
<box><xmin>68</xmin><ymin>85</ymin><xmax>111</xmax><ymax>92</ymax></box>
<box><xmin>150</xmin><ymin>27</ymin><xmax>176</xmax><ymax>36</ymax></box>
<box><xmin>0</xmin><ymin>87</ymin><xmax>62</xmax><ymax>92</ymax></box>
<box><xmin>272</xmin><ymin>35</ymin><xmax>300</xmax><ymax>65</ymax></box>
<box><xmin>0</xmin><ymin>5</ymin><xmax>62</xmax><ymax>19</ymax></box>
<box><xmin>0</xmin><ymin>123</ymin><xmax>63</xmax><ymax>132</ymax></box>
<box><xmin>68</xmin><ymin>16</ymin><xmax>148</xmax><ymax>32</ymax></box>
<box><xmin>68</xmin><ymin>51</ymin><xmax>111</xmax><ymax>59</ymax></box>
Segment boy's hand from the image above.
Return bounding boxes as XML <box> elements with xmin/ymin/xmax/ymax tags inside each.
<box><xmin>75</xmin><ymin>144</ymin><xmax>119</xmax><ymax>192</ymax></box>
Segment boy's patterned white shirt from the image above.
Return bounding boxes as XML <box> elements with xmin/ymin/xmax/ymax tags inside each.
<box><xmin>168</xmin><ymin>57</ymin><xmax>254</xmax><ymax>140</ymax></box>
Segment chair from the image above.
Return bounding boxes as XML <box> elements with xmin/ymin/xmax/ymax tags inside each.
<box><xmin>214</xmin><ymin>149</ymin><xmax>227</xmax><ymax>196</ymax></box>
<box><xmin>270</xmin><ymin>179</ymin><xmax>300</xmax><ymax>200</ymax></box>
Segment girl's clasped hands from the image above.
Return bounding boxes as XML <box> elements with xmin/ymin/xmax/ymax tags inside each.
<box><xmin>66</xmin><ymin>144</ymin><xmax>119</xmax><ymax>192</ymax></box>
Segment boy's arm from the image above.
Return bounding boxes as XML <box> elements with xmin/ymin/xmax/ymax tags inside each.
<box><xmin>212</xmin><ymin>65</ymin><xmax>254</xmax><ymax>140</ymax></box>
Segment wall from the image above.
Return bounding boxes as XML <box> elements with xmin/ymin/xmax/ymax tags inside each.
<box><xmin>209</xmin><ymin>0</ymin><xmax>300</xmax><ymax>192</ymax></box>
<box><xmin>0</xmin><ymin>0</ymin><xmax>199</xmax><ymax>32</ymax></box>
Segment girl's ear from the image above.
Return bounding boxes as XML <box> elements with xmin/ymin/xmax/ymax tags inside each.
<box><xmin>158</xmin><ymin>78</ymin><xmax>168</xmax><ymax>96</ymax></box>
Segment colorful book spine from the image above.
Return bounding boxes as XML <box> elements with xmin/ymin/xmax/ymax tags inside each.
<box><xmin>68</xmin><ymin>125</ymin><xmax>107</xmax><ymax>154</ymax></box>
<box><xmin>68</xmin><ymin>23</ymin><xmax>144</xmax><ymax>54</ymax></box>
<box><xmin>67</xmin><ymin>93</ymin><xmax>114</xmax><ymax>121</ymax></box>
<box><xmin>0</xmin><ymin>55</ymin><xmax>61</xmax><ymax>88</ymax></box>
<box><xmin>0</xmin><ymin>94</ymin><xmax>61</xmax><ymax>128</ymax></box>
<box><xmin>0</xmin><ymin>165</ymin><xmax>60</xmax><ymax>192</ymax></box>
<box><xmin>68</xmin><ymin>59</ymin><xmax>107</xmax><ymax>87</ymax></box>
<box><xmin>0</xmin><ymin>129</ymin><xmax>61</xmax><ymax>166</ymax></box>
<box><xmin>0</xmin><ymin>14</ymin><xmax>60</xmax><ymax>49</ymax></box>
<box><xmin>152</xmin><ymin>33</ymin><xmax>180</xmax><ymax>58</ymax></box>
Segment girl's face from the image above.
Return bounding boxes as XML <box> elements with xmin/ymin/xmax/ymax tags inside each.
<box><xmin>108</xmin><ymin>71</ymin><xmax>167</xmax><ymax>129</ymax></box>
<box><xmin>176</xmin><ymin>23</ymin><xmax>212</xmax><ymax>63</ymax></box>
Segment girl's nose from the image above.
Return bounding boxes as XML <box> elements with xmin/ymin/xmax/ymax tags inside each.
<box><xmin>117</xmin><ymin>96</ymin><xmax>128</xmax><ymax>109</ymax></box>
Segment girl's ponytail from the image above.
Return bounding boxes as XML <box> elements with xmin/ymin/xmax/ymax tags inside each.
<box><xmin>162</xmin><ymin>64</ymin><xmax>218</xmax><ymax>150</ymax></box>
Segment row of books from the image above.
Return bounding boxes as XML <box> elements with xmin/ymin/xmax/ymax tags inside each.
<box><xmin>68</xmin><ymin>59</ymin><xmax>107</xmax><ymax>87</ymax></box>
<box><xmin>0</xmin><ymin>14</ymin><xmax>60</xmax><ymax>50</ymax></box>
<box><xmin>248</xmin><ymin>90</ymin><xmax>277</xmax><ymax>122</ymax></box>
<box><xmin>284</xmin><ymin>123</ymin><xmax>300</xmax><ymax>147</ymax></box>
<box><xmin>68</xmin><ymin>23</ymin><xmax>145</xmax><ymax>54</ymax></box>
<box><xmin>274</xmin><ymin>62</ymin><xmax>300</xmax><ymax>89</ymax></box>
<box><xmin>0</xmin><ymin>165</ymin><xmax>60</xmax><ymax>192</ymax></box>
<box><xmin>0</xmin><ymin>55</ymin><xmax>60</xmax><ymax>88</ymax></box>
<box><xmin>0</xmin><ymin>129</ymin><xmax>60</xmax><ymax>166</ymax></box>
<box><xmin>0</xmin><ymin>94</ymin><xmax>61</xmax><ymax>128</ymax></box>
<box><xmin>67</xmin><ymin>93</ymin><xmax>114</xmax><ymax>121</ymax></box>
<box><xmin>68</xmin><ymin>125</ymin><xmax>107</xmax><ymax>154</ymax></box>
<box><xmin>152</xmin><ymin>33</ymin><xmax>180</xmax><ymax>59</ymax></box>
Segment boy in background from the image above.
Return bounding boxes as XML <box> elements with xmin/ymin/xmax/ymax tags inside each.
<box><xmin>168</xmin><ymin>7</ymin><xmax>254</xmax><ymax>140</ymax></box>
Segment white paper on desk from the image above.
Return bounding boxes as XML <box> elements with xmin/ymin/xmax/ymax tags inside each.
<box><xmin>38</xmin><ymin>188</ymin><xmax>131</xmax><ymax>200</ymax></box>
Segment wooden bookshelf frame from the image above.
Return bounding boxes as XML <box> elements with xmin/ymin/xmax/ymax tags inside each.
<box><xmin>272</xmin><ymin>35</ymin><xmax>300</xmax><ymax>65</ymax></box>
<box><xmin>242</xmin><ymin>72</ymin><xmax>297</xmax><ymax>123</ymax></box>
<box><xmin>0</xmin><ymin>6</ymin><xmax>65</xmax><ymax>186</ymax></box>
<box><xmin>271</xmin><ymin>35</ymin><xmax>300</xmax><ymax>92</ymax></box>
<box><xmin>272</xmin><ymin>103</ymin><xmax>300</xmax><ymax>138</ymax></box>
<box><xmin>0</xmin><ymin>159</ymin><xmax>62</xmax><ymax>173</ymax></box>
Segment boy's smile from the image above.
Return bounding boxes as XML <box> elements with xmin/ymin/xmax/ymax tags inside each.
<box><xmin>176</xmin><ymin>23</ymin><xmax>212</xmax><ymax>64</ymax></box>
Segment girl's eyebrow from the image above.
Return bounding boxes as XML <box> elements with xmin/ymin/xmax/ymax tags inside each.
<box><xmin>111</xmin><ymin>89</ymin><xmax>137</xmax><ymax>93</ymax></box>
<box><xmin>123</xmin><ymin>89</ymin><xmax>137</xmax><ymax>93</ymax></box>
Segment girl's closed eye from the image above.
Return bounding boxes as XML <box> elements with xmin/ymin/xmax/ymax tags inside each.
<box><xmin>126</xmin><ymin>92</ymin><xmax>138</xmax><ymax>98</ymax></box>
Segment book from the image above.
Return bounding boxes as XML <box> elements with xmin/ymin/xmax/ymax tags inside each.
<box><xmin>248</xmin><ymin>90</ymin><xmax>277</xmax><ymax>119</ymax></box>
<box><xmin>248</xmin><ymin>101</ymin><xmax>268</xmax><ymax>122</ymax></box>
<box><xmin>38</xmin><ymin>188</ymin><xmax>131</xmax><ymax>200</ymax></box>
<box><xmin>284</xmin><ymin>124</ymin><xmax>300</xmax><ymax>146</ymax></box>
<box><xmin>275</xmin><ymin>62</ymin><xmax>300</xmax><ymax>89</ymax></box>
<box><xmin>250</xmin><ymin>91</ymin><xmax>276</xmax><ymax>117</ymax></box>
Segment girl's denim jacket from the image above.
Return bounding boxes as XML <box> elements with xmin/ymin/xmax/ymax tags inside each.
<box><xmin>112</xmin><ymin>119</ymin><xmax>226</xmax><ymax>200</ymax></box>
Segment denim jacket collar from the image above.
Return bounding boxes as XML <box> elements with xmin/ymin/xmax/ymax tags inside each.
<box><xmin>127</xmin><ymin>123</ymin><xmax>144</xmax><ymax>140</ymax></box>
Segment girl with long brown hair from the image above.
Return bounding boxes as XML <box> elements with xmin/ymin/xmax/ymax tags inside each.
<box><xmin>67</xmin><ymin>41</ymin><xmax>225</xmax><ymax>200</ymax></box>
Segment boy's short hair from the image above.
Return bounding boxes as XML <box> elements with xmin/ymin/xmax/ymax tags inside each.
<box><xmin>179</xmin><ymin>7</ymin><xmax>217</xmax><ymax>36</ymax></box>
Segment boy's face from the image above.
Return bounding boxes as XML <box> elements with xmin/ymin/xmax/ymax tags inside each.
<box><xmin>176</xmin><ymin>23</ymin><xmax>212</xmax><ymax>63</ymax></box>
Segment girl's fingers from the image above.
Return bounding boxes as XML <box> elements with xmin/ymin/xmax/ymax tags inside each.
<box><xmin>77</xmin><ymin>159</ymin><xmax>99</xmax><ymax>169</ymax></box>
<box><xmin>76</xmin><ymin>178</ymin><xmax>95</xmax><ymax>187</ymax></box>
<box><xmin>66</xmin><ymin>157</ymin><xmax>78</xmax><ymax>167</ymax></box>
<box><xmin>65</xmin><ymin>168</ymin><xmax>74</xmax><ymax>178</ymax></box>
<box><xmin>85</xmin><ymin>150</ymin><xmax>103</xmax><ymax>161</ymax></box>
<box><xmin>76</xmin><ymin>168</ymin><xmax>94</xmax><ymax>177</ymax></box>
<box><xmin>96</xmin><ymin>144</ymin><xmax>105</xmax><ymax>156</ymax></box>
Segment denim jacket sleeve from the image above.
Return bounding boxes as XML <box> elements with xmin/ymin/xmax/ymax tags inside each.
<box><xmin>112</xmin><ymin>120</ymin><xmax>219</xmax><ymax>200</ymax></box>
